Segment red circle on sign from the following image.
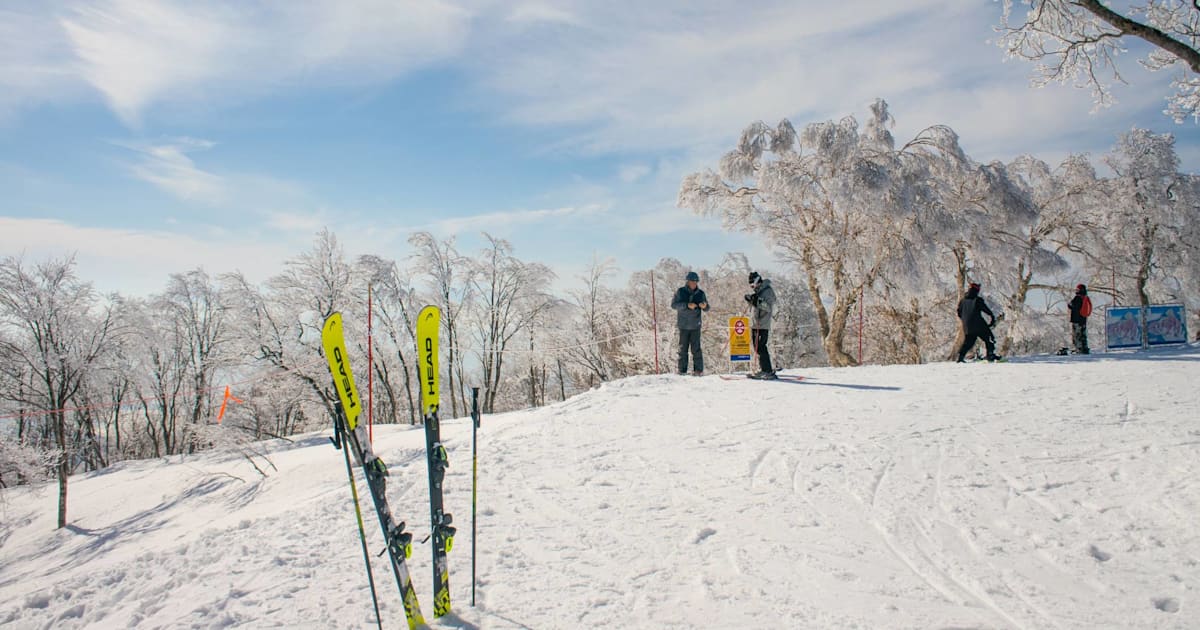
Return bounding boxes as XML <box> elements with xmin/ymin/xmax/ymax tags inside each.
<box><xmin>734</xmin><ymin>320</ymin><xmax>746</xmax><ymax>335</ymax></box>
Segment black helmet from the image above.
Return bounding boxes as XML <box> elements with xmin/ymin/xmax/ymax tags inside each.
<box><xmin>1076</xmin><ymin>284</ymin><xmax>1087</xmax><ymax>294</ymax></box>
<box><xmin>685</xmin><ymin>271</ymin><xmax>699</xmax><ymax>282</ymax></box>
<box><xmin>748</xmin><ymin>271</ymin><xmax>762</xmax><ymax>285</ymax></box>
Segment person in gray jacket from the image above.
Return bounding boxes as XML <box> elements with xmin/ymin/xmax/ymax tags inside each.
<box><xmin>744</xmin><ymin>271</ymin><xmax>777</xmax><ymax>379</ymax></box>
<box><xmin>671</xmin><ymin>271</ymin><xmax>710</xmax><ymax>375</ymax></box>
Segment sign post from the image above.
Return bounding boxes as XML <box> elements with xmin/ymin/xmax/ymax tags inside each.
<box><xmin>729</xmin><ymin>317</ymin><xmax>752</xmax><ymax>367</ymax></box>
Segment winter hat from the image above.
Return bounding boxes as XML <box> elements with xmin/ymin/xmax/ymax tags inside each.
<box><xmin>748</xmin><ymin>271</ymin><xmax>762</xmax><ymax>285</ymax></box>
<box><xmin>968</xmin><ymin>282</ymin><xmax>980</xmax><ymax>291</ymax></box>
<box><xmin>685</xmin><ymin>271</ymin><xmax>700</xmax><ymax>282</ymax></box>
<box><xmin>1076</xmin><ymin>284</ymin><xmax>1087</xmax><ymax>294</ymax></box>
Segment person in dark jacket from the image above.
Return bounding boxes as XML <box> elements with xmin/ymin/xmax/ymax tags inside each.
<box><xmin>744</xmin><ymin>271</ymin><xmax>778</xmax><ymax>379</ymax></box>
<box><xmin>1068</xmin><ymin>284</ymin><xmax>1091</xmax><ymax>354</ymax></box>
<box><xmin>956</xmin><ymin>282</ymin><xmax>999</xmax><ymax>362</ymax></box>
<box><xmin>671</xmin><ymin>271</ymin><xmax>709</xmax><ymax>375</ymax></box>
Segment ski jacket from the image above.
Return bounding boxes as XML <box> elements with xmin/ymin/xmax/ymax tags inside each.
<box><xmin>956</xmin><ymin>289</ymin><xmax>995</xmax><ymax>335</ymax></box>
<box><xmin>671</xmin><ymin>286</ymin><xmax>710</xmax><ymax>330</ymax></box>
<box><xmin>1068</xmin><ymin>293</ymin><xmax>1091</xmax><ymax>324</ymax></box>
<box><xmin>749</xmin><ymin>280</ymin><xmax>776</xmax><ymax>330</ymax></box>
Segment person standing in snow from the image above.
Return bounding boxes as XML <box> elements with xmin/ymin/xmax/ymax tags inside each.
<box><xmin>956</xmin><ymin>282</ymin><xmax>1000</xmax><ymax>362</ymax></box>
<box><xmin>744</xmin><ymin>271</ymin><xmax>778</xmax><ymax>379</ymax></box>
<box><xmin>672</xmin><ymin>271</ymin><xmax>710</xmax><ymax>375</ymax></box>
<box><xmin>1068</xmin><ymin>284</ymin><xmax>1092</xmax><ymax>354</ymax></box>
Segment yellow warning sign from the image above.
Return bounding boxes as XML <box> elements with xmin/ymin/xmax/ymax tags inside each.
<box><xmin>729</xmin><ymin>316</ymin><xmax>751</xmax><ymax>362</ymax></box>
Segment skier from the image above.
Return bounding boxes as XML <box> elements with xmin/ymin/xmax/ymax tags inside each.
<box><xmin>744</xmin><ymin>271</ymin><xmax>778</xmax><ymax>379</ymax></box>
<box><xmin>956</xmin><ymin>282</ymin><xmax>1000</xmax><ymax>363</ymax></box>
<box><xmin>1068</xmin><ymin>284</ymin><xmax>1092</xmax><ymax>354</ymax></box>
<box><xmin>671</xmin><ymin>271</ymin><xmax>709</xmax><ymax>375</ymax></box>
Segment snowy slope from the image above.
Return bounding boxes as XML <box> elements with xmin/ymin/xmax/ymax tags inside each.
<box><xmin>2</xmin><ymin>347</ymin><xmax>1199</xmax><ymax>629</ymax></box>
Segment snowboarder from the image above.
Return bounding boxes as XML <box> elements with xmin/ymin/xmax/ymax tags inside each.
<box><xmin>956</xmin><ymin>282</ymin><xmax>1000</xmax><ymax>363</ymax></box>
<box><xmin>744</xmin><ymin>271</ymin><xmax>777</xmax><ymax>379</ymax></box>
<box><xmin>671</xmin><ymin>271</ymin><xmax>709</xmax><ymax>375</ymax></box>
<box><xmin>1068</xmin><ymin>284</ymin><xmax>1092</xmax><ymax>354</ymax></box>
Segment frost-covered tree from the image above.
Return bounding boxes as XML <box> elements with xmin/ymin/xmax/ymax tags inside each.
<box><xmin>0</xmin><ymin>435</ymin><xmax>54</xmax><ymax>490</ymax></box>
<box><xmin>162</xmin><ymin>269</ymin><xmax>232</xmax><ymax>451</ymax></box>
<box><xmin>0</xmin><ymin>255</ymin><xmax>116</xmax><ymax>528</ymax></box>
<box><xmin>562</xmin><ymin>256</ymin><xmax>621</xmax><ymax>383</ymax></box>
<box><xmin>409</xmin><ymin>232</ymin><xmax>472</xmax><ymax>417</ymax></box>
<box><xmin>468</xmin><ymin>234</ymin><xmax>556</xmax><ymax>413</ymax></box>
<box><xmin>680</xmin><ymin>100</ymin><xmax>961</xmax><ymax>366</ymax></box>
<box><xmin>998</xmin><ymin>0</ymin><xmax>1200</xmax><ymax>121</ymax></box>
<box><xmin>224</xmin><ymin>231</ymin><xmax>353</xmax><ymax>431</ymax></box>
<box><xmin>1098</xmin><ymin>128</ymin><xmax>1200</xmax><ymax>321</ymax></box>
<box><xmin>994</xmin><ymin>154</ymin><xmax>1101</xmax><ymax>353</ymax></box>
<box><xmin>357</xmin><ymin>255</ymin><xmax>421</xmax><ymax>425</ymax></box>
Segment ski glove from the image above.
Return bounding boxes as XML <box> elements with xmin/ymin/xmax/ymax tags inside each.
<box><xmin>744</xmin><ymin>293</ymin><xmax>758</xmax><ymax>306</ymax></box>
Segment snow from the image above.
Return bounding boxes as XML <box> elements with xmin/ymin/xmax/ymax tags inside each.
<box><xmin>3</xmin><ymin>347</ymin><xmax>1199</xmax><ymax>629</ymax></box>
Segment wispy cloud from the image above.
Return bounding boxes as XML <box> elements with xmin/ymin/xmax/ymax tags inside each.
<box><xmin>467</xmin><ymin>0</ymin><xmax>959</xmax><ymax>154</ymax></box>
<box><xmin>618</xmin><ymin>163</ymin><xmax>651</xmax><ymax>184</ymax></box>
<box><xmin>9</xmin><ymin>0</ymin><xmax>472</xmax><ymax>126</ymax></box>
<box><xmin>0</xmin><ymin>2</ymin><xmax>87</xmax><ymax>121</ymax></box>
<box><xmin>461</xmin><ymin>0</ymin><xmax>1191</xmax><ymax>169</ymax></box>
<box><xmin>0</xmin><ymin>216</ymin><xmax>295</xmax><ymax>295</ymax></box>
<box><xmin>505</xmin><ymin>2</ymin><xmax>579</xmax><ymax>26</ymax></box>
<box><xmin>116</xmin><ymin>137</ymin><xmax>225</xmax><ymax>202</ymax></box>
<box><xmin>424</xmin><ymin>204</ymin><xmax>608</xmax><ymax>235</ymax></box>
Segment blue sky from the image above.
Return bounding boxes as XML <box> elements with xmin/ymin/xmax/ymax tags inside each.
<box><xmin>2</xmin><ymin>0</ymin><xmax>1198</xmax><ymax>295</ymax></box>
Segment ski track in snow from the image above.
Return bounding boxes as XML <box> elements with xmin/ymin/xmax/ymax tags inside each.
<box><xmin>2</xmin><ymin>347</ymin><xmax>1199</xmax><ymax>628</ymax></box>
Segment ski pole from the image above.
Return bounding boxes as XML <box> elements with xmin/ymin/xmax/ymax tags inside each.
<box><xmin>333</xmin><ymin>403</ymin><xmax>383</xmax><ymax>630</ymax></box>
<box><xmin>471</xmin><ymin>387</ymin><xmax>481</xmax><ymax>607</ymax></box>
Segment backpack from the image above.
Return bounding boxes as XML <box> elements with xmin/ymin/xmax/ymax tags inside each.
<box><xmin>1079</xmin><ymin>296</ymin><xmax>1092</xmax><ymax>318</ymax></box>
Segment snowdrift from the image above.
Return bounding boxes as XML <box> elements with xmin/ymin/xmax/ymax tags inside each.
<box><xmin>3</xmin><ymin>347</ymin><xmax>1199</xmax><ymax>629</ymax></box>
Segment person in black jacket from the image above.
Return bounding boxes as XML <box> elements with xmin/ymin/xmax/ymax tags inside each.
<box><xmin>1067</xmin><ymin>284</ymin><xmax>1091</xmax><ymax>354</ymax></box>
<box><xmin>956</xmin><ymin>282</ymin><xmax>999</xmax><ymax>362</ymax></box>
<box><xmin>671</xmin><ymin>271</ymin><xmax>710</xmax><ymax>375</ymax></box>
<box><xmin>744</xmin><ymin>271</ymin><xmax>777</xmax><ymax>379</ymax></box>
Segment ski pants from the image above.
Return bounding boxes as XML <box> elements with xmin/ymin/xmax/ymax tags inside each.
<box><xmin>1072</xmin><ymin>322</ymin><xmax>1090</xmax><ymax>354</ymax></box>
<box><xmin>678</xmin><ymin>329</ymin><xmax>703</xmax><ymax>374</ymax></box>
<box><xmin>753</xmin><ymin>328</ymin><xmax>773</xmax><ymax>374</ymax></box>
<box><xmin>958</xmin><ymin>329</ymin><xmax>995</xmax><ymax>360</ymax></box>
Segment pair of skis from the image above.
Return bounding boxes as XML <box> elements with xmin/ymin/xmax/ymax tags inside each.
<box><xmin>322</xmin><ymin>307</ymin><xmax>452</xmax><ymax>630</ymax></box>
<box><xmin>718</xmin><ymin>372</ymin><xmax>805</xmax><ymax>382</ymax></box>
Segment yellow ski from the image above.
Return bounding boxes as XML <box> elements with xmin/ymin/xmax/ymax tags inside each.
<box><xmin>322</xmin><ymin>312</ymin><xmax>426</xmax><ymax>630</ymax></box>
<box><xmin>417</xmin><ymin>305</ymin><xmax>455</xmax><ymax>617</ymax></box>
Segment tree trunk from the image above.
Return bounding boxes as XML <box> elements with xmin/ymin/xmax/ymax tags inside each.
<box><xmin>54</xmin><ymin>409</ymin><xmax>67</xmax><ymax>528</ymax></box>
<box><xmin>824</xmin><ymin>295</ymin><xmax>858</xmax><ymax>367</ymax></box>
<box><xmin>947</xmin><ymin>246</ymin><xmax>969</xmax><ymax>361</ymax></box>
<box><xmin>557</xmin><ymin>358</ymin><xmax>567</xmax><ymax>402</ymax></box>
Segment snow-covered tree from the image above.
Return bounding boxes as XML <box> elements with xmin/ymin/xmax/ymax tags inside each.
<box><xmin>995</xmin><ymin>154</ymin><xmax>1101</xmax><ymax>353</ymax></box>
<box><xmin>998</xmin><ymin>0</ymin><xmax>1200</xmax><ymax>121</ymax></box>
<box><xmin>409</xmin><ymin>232</ymin><xmax>472</xmax><ymax>417</ymax></box>
<box><xmin>680</xmin><ymin>100</ymin><xmax>962</xmax><ymax>366</ymax></box>
<box><xmin>0</xmin><ymin>255</ymin><xmax>116</xmax><ymax>528</ymax></box>
<box><xmin>162</xmin><ymin>269</ymin><xmax>232</xmax><ymax>452</ymax></box>
<box><xmin>468</xmin><ymin>234</ymin><xmax>556</xmax><ymax>414</ymax></box>
<box><xmin>356</xmin><ymin>255</ymin><xmax>421</xmax><ymax>425</ymax></box>
<box><xmin>561</xmin><ymin>256</ymin><xmax>621</xmax><ymax>384</ymax></box>
<box><xmin>1097</xmin><ymin>128</ymin><xmax>1200</xmax><ymax>322</ymax></box>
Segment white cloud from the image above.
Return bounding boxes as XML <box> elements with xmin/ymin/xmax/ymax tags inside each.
<box><xmin>627</xmin><ymin>203</ymin><xmax>724</xmax><ymax>237</ymax></box>
<box><xmin>467</xmin><ymin>0</ymin><xmax>960</xmax><ymax>153</ymax></box>
<box><xmin>0</xmin><ymin>216</ymin><xmax>295</xmax><ymax>295</ymax></box>
<box><xmin>618</xmin><ymin>163</ymin><xmax>652</xmax><ymax>183</ymax></box>
<box><xmin>423</xmin><ymin>204</ymin><xmax>608</xmax><ymax>236</ymax></box>
<box><xmin>459</xmin><ymin>0</ymin><xmax>1194</xmax><ymax>172</ymax></box>
<box><xmin>506</xmin><ymin>2</ymin><xmax>578</xmax><ymax>26</ymax></box>
<box><xmin>6</xmin><ymin>0</ymin><xmax>472</xmax><ymax>125</ymax></box>
<box><xmin>117</xmin><ymin>137</ymin><xmax>225</xmax><ymax>202</ymax></box>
